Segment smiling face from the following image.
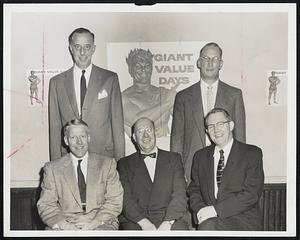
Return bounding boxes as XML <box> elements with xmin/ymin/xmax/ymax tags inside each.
<box><xmin>64</xmin><ymin>125</ymin><xmax>90</xmax><ymax>158</ymax></box>
<box><xmin>69</xmin><ymin>32</ymin><xmax>96</xmax><ymax>69</ymax></box>
<box><xmin>206</xmin><ymin>111</ymin><xmax>234</xmax><ymax>148</ymax></box>
<box><xmin>133</xmin><ymin>118</ymin><xmax>156</xmax><ymax>154</ymax></box>
<box><xmin>197</xmin><ymin>45</ymin><xmax>223</xmax><ymax>82</ymax></box>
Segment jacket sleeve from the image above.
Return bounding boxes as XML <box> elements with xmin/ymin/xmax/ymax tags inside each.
<box><xmin>164</xmin><ymin>154</ymin><xmax>188</xmax><ymax>221</ymax></box>
<box><xmin>37</xmin><ymin>162</ymin><xmax>65</xmax><ymax>227</ymax></box>
<box><xmin>48</xmin><ymin>77</ymin><xmax>62</xmax><ymax>161</ymax></box>
<box><xmin>94</xmin><ymin>159</ymin><xmax>124</xmax><ymax>222</ymax></box>
<box><xmin>170</xmin><ymin>93</ymin><xmax>184</xmax><ymax>157</ymax></box>
<box><xmin>110</xmin><ymin>73</ymin><xmax>125</xmax><ymax>161</ymax></box>
<box><xmin>117</xmin><ymin>160</ymin><xmax>145</xmax><ymax>223</ymax></box>
<box><xmin>233</xmin><ymin>89</ymin><xmax>246</xmax><ymax>143</ymax></box>
<box><xmin>214</xmin><ymin>147</ymin><xmax>264</xmax><ymax>218</ymax></box>
<box><xmin>187</xmin><ymin>152</ymin><xmax>208</xmax><ymax>216</ymax></box>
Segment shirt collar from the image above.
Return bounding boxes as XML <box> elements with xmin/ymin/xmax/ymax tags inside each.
<box><xmin>70</xmin><ymin>151</ymin><xmax>89</xmax><ymax>164</ymax></box>
<box><xmin>73</xmin><ymin>63</ymin><xmax>92</xmax><ymax>76</ymax></box>
<box><xmin>200</xmin><ymin>78</ymin><xmax>219</xmax><ymax>89</ymax></box>
<box><xmin>140</xmin><ymin>147</ymin><xmax>158</xmax><ymax>156</ymax></box>
<box><xmin>214</xmin><ymin>137</ymin><xmax>234</xmax><ymax>156</ymax></box>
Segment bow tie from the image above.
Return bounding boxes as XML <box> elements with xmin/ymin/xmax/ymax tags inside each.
<box><xmin>141</xmin><ymin>152</ymin><xmax>156</xmax><ymax>159</ymax></box>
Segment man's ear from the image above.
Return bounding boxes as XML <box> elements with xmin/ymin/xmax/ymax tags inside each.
<box><xmin>87</xmin><ymin>134</ymin><xmax>91</xmax><ymax>143</ymax></box>
<box><xmin>64</xmin><ymin>136</ymin><xmax>69</xmax><ymax>146</ymax></box>
<box><xmin>229</xmin><ymin>121</ymin><xmax>234</xmax><ymax>131</ymax></box>
<box><xmin>196</xmin><ymin>59</ymin><xmax>201</xmax><ymax>69</ymax></box>
<box><xmin>219</xmin><ymin>59</ymin><xmax>223</xmax><ymax>70</ymax></box>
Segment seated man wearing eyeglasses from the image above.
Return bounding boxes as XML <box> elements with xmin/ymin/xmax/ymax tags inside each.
<box><xmin>187</xmin><ymin>108</ymin><xmax>264</xmax><ymax>231</ymax></box>
<box><xmin>117</xmin><ymin>117</ymin><xmax>189</xmax><ymax>230</ymax></box>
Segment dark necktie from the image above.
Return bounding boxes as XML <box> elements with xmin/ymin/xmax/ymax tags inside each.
<box><xmin>77</xmin><ymin>159</ymin><xmax>86</xmax><ymax>205</ymax></box>
<box><xmin>141</xmin><ymin>152</ymin><xmax>156</xmax><ymax>159</ymax></box>
<box><xmin>216</xmin><ymin>149</ymin><xmax>225</xmax><ymax>188</ymax></box>
<box><xmin>80</xmin><ymin>70</ymin><xmax>86</xmax><ymax>112</ymax></box>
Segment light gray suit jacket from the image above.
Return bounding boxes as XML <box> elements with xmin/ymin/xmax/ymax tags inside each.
<box><xmin>37</xmin><ymin>153</ymin><xmax>124</xmax><ymax>228</ymax></box>
<box><xmin>171</xmin><ymin>80</ymin><xmax>246</xmax><ymax>182</ymax></box>
<box><xmin>48</xmin><ymin>64</ymin><xmax>125</xmax><ymax>161</ymax></box>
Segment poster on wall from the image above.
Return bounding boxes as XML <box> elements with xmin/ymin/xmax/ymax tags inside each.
<box><xmin>265</xmin><ymin>70</ymin><xmax>287</xmax><ymax>106</ymax></box>
<box><xmin>107</xmin><ymin>42</ymin><xmax>205</xmax><ymax>154</ymax></box>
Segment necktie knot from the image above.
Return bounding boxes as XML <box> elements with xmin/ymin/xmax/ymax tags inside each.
<box><xmin>78</xmin><ymin>159</ymin><xmax>83</xmax><ymax>165</ymax></box>
<box><xmin>219</xmin><ymin>149</ymin><xmax>224</xmax><ymax>156</ymax></box>
<box><xmin>82</xmin><ymin>70</ymin><xmax>86</xmax><ymax>75</ymax></box>
<box><xmin>141</xmin><ymin>152</ymin><xmax>156</xmax><ymax>159</ymax></box>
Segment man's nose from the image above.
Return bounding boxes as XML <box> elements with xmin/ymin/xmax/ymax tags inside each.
<box><xmin>76</xmin><ymin>137</ymin><xmax>83</xmax><ymax>144</ymax></box>
<box><xmin>208</xmin><ymin>58</ymin><xmax>213</xmax><ymax>67</ymax></box>
<box><xmin>143</xmin><ymin>131</ymin><xmax>150</xmax><ymax>137</ymax></box>
<box><xmin>80</xmin><ymin>47</ymin><xmax>85</xmax><ymax>55</ymax></box>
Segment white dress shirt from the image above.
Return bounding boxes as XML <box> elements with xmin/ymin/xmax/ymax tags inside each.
<box><xmin>73</xmin><ymin>64</ymin><xmax>92</xmax><ymax>115</ymax></box>
<box><xmin>213</xmin><ymin>138</ymin><xmax>233</xmax><ymax>198</ymax></box>
<box><xmin>143</xmin><ymin>147</ymin><xmax>158</xmax><ymax>182</ymax></box>
<box><xmin>70</xmin><ymin>152</ymin><xmax>88</xmax><ymax>182</ymax></box>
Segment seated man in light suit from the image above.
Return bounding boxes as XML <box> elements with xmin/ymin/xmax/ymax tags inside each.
<box><xmin>37</xmin><ymin>119</ymin><xmax>123</xmax><ymax>230</ymax></box>
<box><xmin>117</xmin><ymin>117</ymin><xmax>189</xmax><ymax>230</ymax></box>
<box><xmin>187</xmin><ymin>108</ymin><xmax>264</xmax><ymax>230</ymax></box>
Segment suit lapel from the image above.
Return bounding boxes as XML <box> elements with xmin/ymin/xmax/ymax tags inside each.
<box><xmin>82</xmin><ymin>65</ymin><xmax>105</xmax><ymax>121</ymax></box>
<box><xmin>151</xmin><ymin>149</ymin><xmax>167</xmax><ymax>190</ymax></box>
<box><xmin>63</xmin><ymin>68</ymin><xmax>80</xmax><ymax>118</ymax></box>
<box><xmin>191</xmin><ymin>82</ymin><xmax>206</xmax><ymax>147</ymax></box>
<box><xmin>134</xmin><ymin>152</ymin><xmax>153</xmax><ymax>192</ymax></box>
<box><xmin>217</xmin><ymin>140</ymin><xmax>239</xmax><ymax>198</ymax></box>
<box><xmin>205</xmin><ymin>146</ymin><xmax>217</xmax><ymax>203</ymax></box>
<box><xmin>215</xmin><ymin>80</ymin><xmax>228</xmax><ymax>110</ymax></box>
<box><xmin>63</xmin><ymin>155</ymin><xmax>82</xmax><ymax>206</ymax></box>
<box><xmin>85</xmin><ymin>153</ymin><xmax>101</xmax><ymax>211</ymax></box>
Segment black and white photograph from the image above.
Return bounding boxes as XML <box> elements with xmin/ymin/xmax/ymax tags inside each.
<box><xmin>3</xmin><ymin>3</ymin><xmax>296</xmax><ymax>237</ymax></box>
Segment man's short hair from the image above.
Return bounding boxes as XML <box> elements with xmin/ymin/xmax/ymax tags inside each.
<box><xmin>204</xmin><ymin>108</ymin><xmax>232</xmax><ymax>128</ymax></box>
<box><xmin>68</xmin><ymin>27</ymin><xmax>95</xmax><ymax>45</ymax></box>
<box><xmin>64</xmin><ymin>118</ymin><xmax>89</xmax><ymax>137</ymax></box>
<box><xmin>200</xmin><ymin>42</ymin><xmax>223</xmax><ymax>59</ymax></box>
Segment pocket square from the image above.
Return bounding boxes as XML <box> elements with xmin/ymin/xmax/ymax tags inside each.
<box><xmin>98</xmin><ymin>90</ymin><xmax>108</xmax><ymax>100</ymax></box>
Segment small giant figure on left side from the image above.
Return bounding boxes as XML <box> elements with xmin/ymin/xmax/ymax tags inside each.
<box><xmin>28</xmin><ymin>70</ymin><xmax>41</xmax><ymax>105</ymax></box>
<box><xmin>268</xmin><ymin>71</ymin><xmax>281</xmax><ymax>105</ymax></box>
<box><xmin>37</xmin><ymin>119</ymin><xmax>123</xmax><ymax>230</ymax></box>
<box><xmin>117</xmin><ymin>117</ymin><xmax>189</xmax><ymax>230</ymax></box>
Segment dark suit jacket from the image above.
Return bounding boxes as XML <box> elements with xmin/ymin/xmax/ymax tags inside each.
<box><xmin>37</xmin><ymin>153</ymin><xmax>124</xmax><ymax>228</ymax></box>
<box><xmin>171</xmin><ymin>80</ymin><xmax>246</xmax><ymax>182</ymax></box>
<box><xmin>48</xmin><ymin>64</ymin><xmax>125</xmax><ymax>161</ymax></box>
<box><xmin>117</xmin><ymin>149</ymin><xmax>188</xmax><ymax>226</ymax></box>
<box><xmin>187</xmin><ymin>140</ymin><xmax>264</xmax><ymax>230</ymax></box>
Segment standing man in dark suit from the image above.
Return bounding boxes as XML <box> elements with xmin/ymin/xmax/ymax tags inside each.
<box><xmin>187</xmin><ymin>108</ymin><xmax>264</xmax><ymax>230</ymax></box>
<box><xmin>49</xmin><ymin>27</ymin><xmax>125</xmax><ymax>161</ymax></box>
<box><xmin>117</xmin><ymin>117</ymin><xmax>189</xmax><ymax>230</ymax></box>
<box><xmin>171</xmin><ymin>42</ymin><xmax>246</xmax><ymax>182</ymax></box>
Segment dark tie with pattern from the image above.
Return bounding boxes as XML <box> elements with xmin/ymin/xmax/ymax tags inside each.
<box><xmin>141</xmin><ymin>152</ymin><xmax>156</xmax><ymax>159</ymax></box>
<box><xmin>216</xmin><ymin>149</ymin><xmax>225</xmax><ymax>188</ymax></box>
<box><xmin>77</xmin><ymin>160</ymin><xmax>86</xmax><ymax>206</ymax></box>
<box><xmin>80</xmin><ymin>70</ymin><xmax>86</xmax><ymax>113</ymax></box>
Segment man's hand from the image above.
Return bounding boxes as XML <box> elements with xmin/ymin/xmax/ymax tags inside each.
<box><xmin>197</xmin><ymin>206</ymin><xmax>217</xmax><ymax>225</ymax></box>
<box><xmin>157</xmin><ymin>221</ymin><xmax>173</xmax><ymax>231</ymax></box>
<box><xmin>53</xmin><ymin>219</ymin><xmax>79</xmax><ymax>230</ymax></box>
<box><xmin>73</xmin><ymin>219</ymin><xmax>100</xmax><ymax>230</ymax></box>
<box><xmin>137</xmin><ymin>218</ymin><xmax>157</xmax><ymax>230</ymax></box>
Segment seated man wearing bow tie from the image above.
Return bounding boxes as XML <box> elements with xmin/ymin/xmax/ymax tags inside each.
<box><xmin>187</xmin><ymin>108</ymin><xmax>264</xmax><ymax>230</ymax></box>
<box><xmin>117</xmin><ymin>117</ymin><xmax>189</xmax><ymax>230</ymax></box>
<box><xmin>37</xmin><ymin>119</ymin><xmax>123</xmax><ymax>230</ymax></box>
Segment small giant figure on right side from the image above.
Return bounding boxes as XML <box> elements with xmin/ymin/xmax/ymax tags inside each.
<box><xmin>268</xmin><ymin>71</ymin><xmax>281</xmax><ymax>105</ymax></box>
<box><xmin>171</xmin><ymin>42</ymin><xmax>246</xmax><ymax>183</ymax></box>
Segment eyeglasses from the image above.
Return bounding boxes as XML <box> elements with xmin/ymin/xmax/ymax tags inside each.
<box><xmin>200</xmin><ymin>56</ymin><xmax>221</xmax><ymax>64</ymax></box>
<box><xmin>206</xmin><ymin>121</ymin><xmax>230</xmax><ymax>131</ymax></box>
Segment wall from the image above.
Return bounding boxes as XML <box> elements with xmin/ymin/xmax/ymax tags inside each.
<box><xmin>6</xmin><ymin>7</ymin><xmax>291</xmax><ymax>187</ymax></box>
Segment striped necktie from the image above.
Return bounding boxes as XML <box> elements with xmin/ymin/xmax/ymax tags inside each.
<box><xmin>216</xmin><ymin>149</ymin><xmax>225</xmax><ymax>188</ymax></box>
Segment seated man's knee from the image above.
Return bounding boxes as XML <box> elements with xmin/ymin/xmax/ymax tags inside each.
<box><xmin>171</xmin><ymin>219</ymin><xmax>189</xmax><ymax>230</ymax></box>
<box><xmin>119</xmin><ymin>221</ymin><xmax>142</xmax><ymax>230</ymax></box>
<box><xmin>197</xmin><ymin>217</ymin><xmax>219</xmax><ymax>230</ymax></box>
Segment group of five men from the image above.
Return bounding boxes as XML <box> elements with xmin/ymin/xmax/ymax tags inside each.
<box><xmin>37</xmin><ymin>27</ymin><xmax>264</xmax><ymax>231</ymax></box>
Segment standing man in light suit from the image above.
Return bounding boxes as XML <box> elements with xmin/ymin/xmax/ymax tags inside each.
<box><xmin>49</xmin><ymin>27</ymin><xmax>125</xmax><ymax>161</ymax></box>
<box><xmin>171</xmin><ymin>42</ymin><xmax>246</xmax><ymax>183</ymax></box>
<box><xmin>37</xmin><ymin>119</ymin><xmax>123</xmax><ymax>230</ymax></box>
<box><xmin>187</xmin><ymin>108</ymin><xmax>264</xmax><ymax>230</ymax></box>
